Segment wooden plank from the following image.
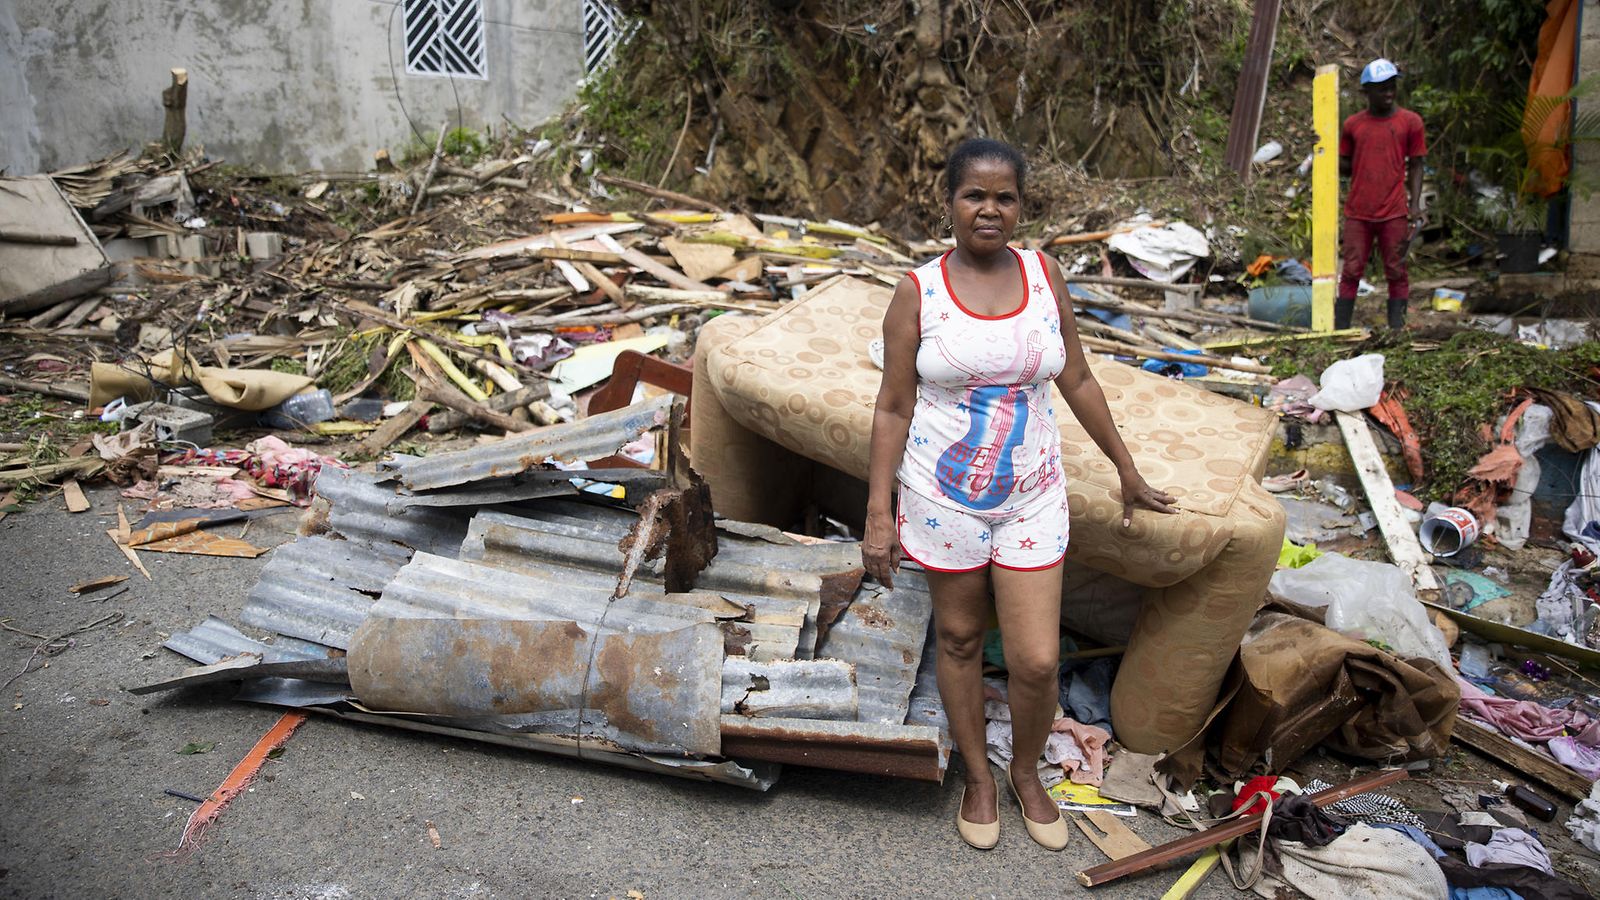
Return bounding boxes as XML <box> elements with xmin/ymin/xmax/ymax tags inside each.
<box><xmin>595</xmin><ymin>233</ymin><xmax>717</xmax><ymax>293</ymax></box>
<box><xmin>61</xmin><ymin>479</ymin><xmax>90</xmax><ymax>513</ymax></box>
<box><xmin>1452</xmin><ymin>718</ymin><xmax>1592</xmax><ymax>802</ymax></box>
<box><xmin>1159</xmin><ymin>840</ymin><xmax>1232</xmax><ymax>900</ymax></box>
<box><xmin>1075</xmin><ymin>769</ymin><xmax>1408</xmax><ymax>887</ymax></box>
<box><xmin>1073</xmin><ymin>810</ymin><xmax>1152</xmax><ymax>860</ymax></box>
<box><xmin>1334</xmin><ymin>411</ymin><xmax>1440</xmax><ymax>594</ymax></box>
<box><xmin>361</xmin><ymin>400</ymin><xmax>431</xmax><ymax>455</ymax></box>
<box><xmin>1424</xmin><ymin>601</ymin><xmax>1600</xmax><ymax>670</ymax></box>
<box><xmin>523</xmin><ymin>247</ymin><xmax>623</xmax><ymax>265</ymax></box>
<box><xmin>1077</xmin><ymin>335</ymin><xmax>1273</xmax><ymax>375</ymax></box>
<box><xmin>594</xmin><ymin>173</ymin><xmax>723</xmax><ymax>212</ymax></box>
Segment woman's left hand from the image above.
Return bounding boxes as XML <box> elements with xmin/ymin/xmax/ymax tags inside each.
<box><xmin>1119</xmin><ymin>469</ymin><xmax>1178</xmax><ymax>527</ymax></box>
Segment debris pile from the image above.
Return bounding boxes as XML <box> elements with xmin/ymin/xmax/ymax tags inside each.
<box><xmin>135</xmin><ymin>397</ymin><xmax>950</xmax><ymax>789</ymax></box>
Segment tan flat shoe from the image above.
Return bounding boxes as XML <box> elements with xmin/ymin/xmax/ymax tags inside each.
<box><xmin>1006</xmin><ymin>769</ymin><xmax>1070</xmax><ymax>851</ymax></box>
<box><xmin>957</xmin><ymin>783</ymin><xmax>1000</xmax><ymax>850</ymax></box>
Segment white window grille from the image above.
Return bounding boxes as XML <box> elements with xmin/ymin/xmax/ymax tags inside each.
<box><xmin>404</xmin><ymin>0</ymin><xmax>487</xmax><ymax>80</ymax></box>
<box><xmin>583</xmin><ymin>0</ymin><xmax>630</xmax><ymax>74</ymax></box>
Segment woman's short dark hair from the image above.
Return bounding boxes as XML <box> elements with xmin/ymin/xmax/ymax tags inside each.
<box><xmin>945</xmin><ymin>138</ymin><xmax>1027</xmax><ymax>201</ymax></box>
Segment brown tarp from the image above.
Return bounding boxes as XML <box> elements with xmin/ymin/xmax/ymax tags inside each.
<box><xmin>1206</xmin><ymin>608</ymin><xmax>1459</xmax><ymax>780</ymax></box>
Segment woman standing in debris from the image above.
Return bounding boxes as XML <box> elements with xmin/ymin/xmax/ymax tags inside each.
<box><xmin>863</xmin><ymin>138</ymin><xmax>1175</xmax><ymax>851</ymax></box>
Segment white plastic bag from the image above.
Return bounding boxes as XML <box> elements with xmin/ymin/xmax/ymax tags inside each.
<box><xmin>1268</xmin><ymin>552</ymin><xmax>1451</xmax><ymax>670</ymax></box>
<box><xmin>1308</xmin><ymin>354</ymin><xmax>1385</xmax><ymax>412</ymax></box>
<box><xmin>1496</xmin><ymin>404</ymin><xmax>1552</xmax><ymax>551</ymax></box>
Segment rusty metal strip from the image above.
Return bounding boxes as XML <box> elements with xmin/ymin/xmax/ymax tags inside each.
<box><xmin>718</xmin><ymin>716</ymin><xmax>948</xmax><ymax>783</ymax></box>
<box><xmin>1222</xmin><ymin>0</ymin><xmax>1283</xmax><ymax>179</ymax></box>
<box><xmin>721</xmin><ymin>658</ymin><xmax>857</xmax><ymax>720</ymax></box>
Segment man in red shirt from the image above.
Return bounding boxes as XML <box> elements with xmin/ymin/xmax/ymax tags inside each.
<box><xmin>1338</xmin><ymin>58</ymin><xmax>1427</xmax><ymax>330</ymax></box>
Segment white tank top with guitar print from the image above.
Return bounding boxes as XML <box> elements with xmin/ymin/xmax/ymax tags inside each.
<box><xmin>898</xmin><ymin>247</ymin><xmax>1068</xmax><ymax>515</ymax></box>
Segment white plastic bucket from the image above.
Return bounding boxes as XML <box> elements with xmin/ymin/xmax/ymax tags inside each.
<box><xmin>1420</xmin><ymin>507</ymin><xmax>1480</xmax><ymax>557</ymax></box>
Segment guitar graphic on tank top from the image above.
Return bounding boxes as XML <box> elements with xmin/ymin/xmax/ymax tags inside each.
<box><xmin>932</xmin><ymin>331</ymin><xmax>1044</xmax><ymax>510</ymax></box>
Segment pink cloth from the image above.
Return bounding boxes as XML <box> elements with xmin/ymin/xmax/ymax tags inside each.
<box><xmin>1457</xmin><ymin>677</ymin><xmax>1596</xmax><ymax>745</ymax></box>
<box><xmin>1047</xmin><ymin>718</ymin><xmax>1111</xmax><ymax>786</ymax></box>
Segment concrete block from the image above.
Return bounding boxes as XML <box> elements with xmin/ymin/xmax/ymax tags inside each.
<box><xmin>245</xmin><ymin>232</ymin><xmax>284</xmax><ymax>260</ymax></box>
<box><xmin>123</xmin><ymin>401</ymin><xmax>214</xmax><ymax>447</ymax></box>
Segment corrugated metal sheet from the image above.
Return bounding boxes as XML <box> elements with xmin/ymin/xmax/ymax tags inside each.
<box><xmin>240</xmin><ymin>535</ymin><xmax>409</xmax><ymax>649</ymax></box>
<box><xmin>314</xmin><ymin>467</ymin><xmax>469</xmax><ymax>556</ymax></box>
<box><xmin>372</xmin><ymin>551</ymin><xmax>718</xmax><ymax>633</ymax></box>
<box><xmin>719</xmin><ymin>716</ymin><xmax>948</xmax><ymax>783</ymax></box>
<box><xmin>904</xmin><ymin>624</ymin><xmax>949</xmax><ymax>733</ymax></box>
<box><xmin>349</xmin><ymin>617</ymin><xmax>724</xmax><ymax>756</ymax></box>
<box><xmin>383</xmin><ymin>395</ymin><xmax>672</xmax><ymax>491</ymax></box>
<box><xmin>721</xmin><ymin>658</ymin><xmax>856</xmax><ymax>720</ymax></box>
<box><xmin>816</xmin><ymin>569</ymin><xmax>934</xmax><ymax>726</ymax></box>
<box><xmin>164</xmin><ymin>615</ymin><xmax>323</xmax><ymax>665</ymax></box>
<box><xmin>318</xmin><ymin>708</ymin><xmax>778</xmax><ymax>790</ymax></box>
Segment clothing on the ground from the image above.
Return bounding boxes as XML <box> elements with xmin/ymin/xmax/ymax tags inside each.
<box><xmin>1341</xmin><ymin>108</ymin><xmax>1427</xmax><ymax>221</ymax></box>
<box><xmin>899</xmin><ymin>247</ymin><xmax>1067</xmax><ymax>515</ymax></box>
<box><xmin>1304</xmin><ymin>777</ymin><xmax>1428</xmax><ymax>830</ymax></box>
<box><xmin>1438</xmin><ymin>857</ymin><xmax>1589</xmax><ymax>900</ymax></box>
<box><xmin>1372</xmin><ymin>823</ymin><xmax>1447</xmax><ymax>859</ymax></box>
<box><xmin>1456</xmin><ymin>676</ymin><xmax>1599</xmax><ymax>745</ymax></box>
<box><xmin>1465</xmin><ymin>828</ymin><xmax>1553</xmax><ymax>876</ymax></box>
<box><xmin>1268</xmin><ymin>794</ymin><xmax>1345</xmax><ymax>847</ymax></box>
<box><xmin>1243</xmin><ymin>823</ymin><xmax>1449</xmax><ymax>900</ymax></box>
<box><xmin>896</xmin><ymin>478</ymin><xmax>1068</xmax><ymax>572</ymax></box>
<box><xmin>981</xmin><ymin>678</ymin><xmax>1110</xmax><ymax>785</ymax></box>
<box><xmin>1338</xmin><ymin>215</ymin><xmax>1412</xmax><ymax>301</ymax></box>
<box><xmin>1058</xmin><ymin>655</ymin><xmax>1114</xmax><ymax>735</ymax></box>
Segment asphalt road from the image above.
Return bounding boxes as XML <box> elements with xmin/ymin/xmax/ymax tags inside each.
<box><xmin>6</xmin><ymin>484</ymin><xmax>1591</xmax><ymax>899</ymax></box>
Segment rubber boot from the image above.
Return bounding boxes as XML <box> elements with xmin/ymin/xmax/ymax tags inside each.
<box><xmin>1334</xmin><ymin>296</ymin><xmax>1356</xmax><ymax>330</ymax></box>
<box><xmin>1386</xmin><ymin>296</ymin><xmax>1408</xmax><ymax>330</ymax></box>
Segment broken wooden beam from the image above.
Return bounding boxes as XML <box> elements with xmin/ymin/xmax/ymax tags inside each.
<box><xmin>427</xmin><ymin>383</ymin><xmax>551</xmax><ymax>433</ymax></box>
<box><xmin>1451</xmin><ymin>718</ymin><xmax>1592</xmax><ymax>801</ymax></box>
<box><xmin>0</xmin><ymin>371</ymin><xmax>90</xmax><ymax>398</ymax></box>
<box><xmin>418</xmin><ymin>379</ymin><xmax>530</xmax><ymax>434</ymax></box>
<box><xmin>162</xmin><ymin>68</ymin><xmax>188</xmax><ymax>153</ymax></box>
<box><xmin>361</xmin><ymin>400</ymin><xmax>432</xmax><ymax>455</ymax></box>
<box><xmin>1077</xmin><ymin>335</ymin><xmax>1273</xmax><ymax>375</ymax></box>
<box><xmin>1075</xmin><ymin>768</ymin><xmax>1408</xmax><ymax>887</ymax></box>
<box><xmin>595</xmin><ymin>173</ymin><xmax>723</xmax><ymax>213</ymax></box>
<box><xmin>1334</xmin><ymin>410</ymin><xmax>1440</xmax><ymax>594</ymax></box>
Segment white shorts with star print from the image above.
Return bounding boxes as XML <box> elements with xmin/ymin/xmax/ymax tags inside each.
<box><xmin>895</xmin><ymin>479</ymin><xmax>1069</xmax><ymax>573</ymax></box>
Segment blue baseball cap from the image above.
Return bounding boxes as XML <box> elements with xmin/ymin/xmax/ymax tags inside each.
<box><xmin>1360</xmin><ymin>58</ymin><xmax>1399</xmax><ymax>85</ymax></box>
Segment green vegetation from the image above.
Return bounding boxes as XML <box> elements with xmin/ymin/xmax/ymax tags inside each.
<box><xmin>1271</xmin><ymin>332</ymin><xmax>1600</xmax><ymax>499</ymax></box>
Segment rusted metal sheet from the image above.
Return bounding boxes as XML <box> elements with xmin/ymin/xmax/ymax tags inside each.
<box><xmin>314</xmin><ymin>467</ymin><xmax>469</xmax><ymax>556</ymax></box>
<box><xmin>816</xmin><ymin>570</ymin><xmax>934</xmax><ymax>726</ymax></box>
<box><xmin>718</xmin><ymin>717</ymin><xmax>949</xmax><ymax>783</ymax></box>
<box><xmin>348</xmin><ymin>617</ymin><xmax>723</xmax><ymax>757</ymax></box>
<box><xmin>165</xmin><ymin>614</ymin><xmax>324</xmax><ymax>665</ymax></box>
<box><xmin>241</xmin><ymin>535</ymin><xmax>409</xmax><ymax>649</ymax></box>
<box><xmin>721</xmin><ymin>658</ymin><xmax>857</xmax><ymax>720</ymax></box>
<box><xmin>1223</xmin><ymin>0</ymin><xmax>1283</xmax><ymax>178</ymax></box>
<box><xmin>904</xmin><ymin>623</ymin><xmax>949</xmax><ymax>733</ymax></box>
<box><xmin>131</xmin><ymin>656</ymin><xmax>350</xmax><ymax>695</ymax></box>
<box><xmin>614</xmin><ymin>479</ymin><xmax>718</xmax><ymax>597</ymax></box>
<box><xmin>384</xmin><ymin>395</ymin><xmax>672</xmax><ymax>491</ymax></box>
<box><xmin>372</xmin><ymin>551</ymin><xmax>719</xmax><ymax>633</ymax></box>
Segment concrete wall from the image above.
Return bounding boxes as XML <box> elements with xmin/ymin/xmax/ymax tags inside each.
<box><xmin>0</xmin><ymin>0</ymin><xmax>584</xmax><ymax>175</ymax></box>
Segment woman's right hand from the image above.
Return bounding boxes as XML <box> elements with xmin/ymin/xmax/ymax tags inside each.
<box><xmin>862</xmin><ymin>509</ymin><xmax>902</xmax><ymax>589</ymax></box>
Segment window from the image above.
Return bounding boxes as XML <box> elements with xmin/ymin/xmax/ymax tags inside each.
<box><xmin>404</xmin><ymin>0</ymin><xmax>487</xmax><ymax>80</ymax></box>
<box><xmin>582</xmin><ymin>0</ymin><xmax>629</xmax><ymax>75</ymax></box>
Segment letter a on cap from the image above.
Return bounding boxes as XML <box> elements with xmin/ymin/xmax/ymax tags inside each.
<box><xmin>1360</xmin><ymin>58</ymin><xmax>1399</xmax><ymax>85</ymax></box>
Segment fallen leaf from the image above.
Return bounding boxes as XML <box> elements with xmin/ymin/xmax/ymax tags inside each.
<box><xmin>628</xmin><ymin>891</ymin><xmax>645</xmax><ymax>900</ymax></box>
<box><xmin>12</xmin><ymin>703</ymin><xmax>21</xmax><ymax>710</ymax></box>
<box><xmin>88</xmin><ymin>698</ymin><xmax>110</xmax><ymax>707</ymax></box>
<box><xmin>69</xmin><ymin>575</ymin><xmax>130</xmax><ymax>595</ymax></box>
<box><xmin>266</xmin><ymin>747</ymin><xmax>285</xmax><ymax>760</ymax></box>
<box><xmin>178</xmin><ymin>741</ymin><xmax>216</xmax><ymax>755</ymax></box>
<box><xmin>426</xmin><ymin>820</ymin><xmax>442</xmax><ymax>849</ymax></box>
<box><xmin>570</xmin><ymin>795</ymin><xmax>583</xmax><ymax>805</ymax></box>
<box><xmin>350</xmin><ymin>791</ymin><xmax>365</xmax><ymax>800</ymax></box>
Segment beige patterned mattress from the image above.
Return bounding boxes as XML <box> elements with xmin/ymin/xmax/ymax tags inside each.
<box><xmin>691</xmin><ymin>275</ymin><xmax>1287</xmax><ymax>757</ymax></box>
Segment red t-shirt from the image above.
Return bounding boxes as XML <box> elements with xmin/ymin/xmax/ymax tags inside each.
<box><xmin>1340</xmin><ymin>108</ymin><xmax>1426</xmax><ymax>221</ymax></box>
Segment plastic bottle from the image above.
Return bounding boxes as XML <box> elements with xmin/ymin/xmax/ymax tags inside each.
<box><xmin>262</xmin><ymin>389</ymin><xmax>335</xmax><ymax>429</ymax></box>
